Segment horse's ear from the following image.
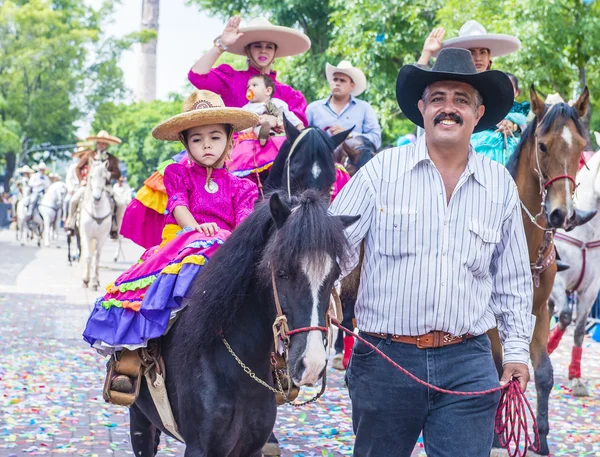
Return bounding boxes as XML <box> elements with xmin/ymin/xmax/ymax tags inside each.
<box><xmin>529</xmin><ymin>85</ymin><xmax>546</xmax><ymax>120</ymax></box>
<box><xmin>336</xmin><ymin>214</ymin><xmax>360</xmax><ymax>229</ymax></box>
<box><xmin>284</xmin><ymin>114</ymin><xmax>300</xmax><ymax>144</ymax></box>
<box><xmin>573</xmin><ymin>86</ymin><xmax>590</xmax><ymax>119</ymax></box>
<box><xmin>269</xmin><ymin>192</ymin><xmax>292</xmax><ymax>229</ymax></box>
<box><xmin>331</xmin><ymin>126</ymin><xmax>354</xmax><ymax>148</ymax></box>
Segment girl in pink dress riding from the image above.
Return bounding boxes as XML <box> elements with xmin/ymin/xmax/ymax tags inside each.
<box><xmin>83</xmin><ymin>90</ymin><xmax>259</xmax><ymax>394</ymax></box>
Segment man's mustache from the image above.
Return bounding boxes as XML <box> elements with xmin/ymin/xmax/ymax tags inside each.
<box><xmin>433</xmin><ymin>112</ymin><xmax>464</xmax><ymax>126</ymax></box>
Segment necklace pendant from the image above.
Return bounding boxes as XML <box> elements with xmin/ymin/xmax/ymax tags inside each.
<box><xmin>205</xmin><ymin>180</ymin><xmax>219</xmax><ymax>194</ymax></box>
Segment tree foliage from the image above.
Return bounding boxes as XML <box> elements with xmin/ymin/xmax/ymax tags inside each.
<box><xmin>92</xmin><ymin>96</ymin><xmax>184</xmax><ymax>189</ymax></box>
<box><xmin>0</xmin><ymin>0</ymin><xmax>130</xmax><ymax>188</ymax></box>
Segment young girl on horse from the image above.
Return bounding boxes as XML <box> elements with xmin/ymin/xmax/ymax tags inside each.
<box><xmin>83</xmin><ymin>90</ymin><xmax>259</xmax><ymax>395</ymax></box>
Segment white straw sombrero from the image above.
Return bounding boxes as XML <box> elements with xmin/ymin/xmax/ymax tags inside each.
<box><xmin>219</xmin><ymin>17</ymin><xmax>311</xmax><ymax>58</ymax></box>
<box><xmin>326</xmin><ymin>61</ymin><xmax>367</xmax><ymax>96</ymax></box>
<box><xmin>16</xmin><ymin>165</ymin><xmax>34</xmax><ymax>174</ymax></box>
<box><xmin>86</xmin><ymin>130</ymin><xmax>122</xmax><ymax>145</ymax></box>
<box><xmin>152</xmin><ymin>90</ymin><xmax>259</xmax><ymax>142</ymax></box>
<box><xmin>437</xmin><ymin>20</ymin><xmax>521</xmax><ymax>58</ymax></box>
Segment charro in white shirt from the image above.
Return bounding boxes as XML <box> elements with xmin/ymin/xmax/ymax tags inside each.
<box><xmin>330</xmin><ymin>134</ymin><xmax>535</xmax><ymax>365</ymax></box>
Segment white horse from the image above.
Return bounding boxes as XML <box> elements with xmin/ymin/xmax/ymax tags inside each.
<box><xmin>80</xmin><ymin>160</ymin><xmax>112</xmax><ymax>290</ymax></box>
<box><xmin>549</xmin><ymin>149</ymin><xmax>600</xmax><ymax>397</ymax></box>
<box><xmin>111</xmin><ymin>180</ymin><xmax>132</xmax><ymax>262</ymax></box>
<box><xmin>39</xmin><ymin>181</ymin><xmax>68</xmax><ymax>247</ymax></box>
<box><xmin>16</xmin><ymin>189</ymin><xmax>43</xmax><ymax>246</ymax></box>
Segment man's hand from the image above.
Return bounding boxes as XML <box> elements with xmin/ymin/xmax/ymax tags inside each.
<box><xmin>328</xmin><ymin>125</ymin><xmax>346</xmax><ymax>136</ymax></box>
<box><xmin>500</xmin><ymin>363</ymin><xmax>530</xmax><ymax>392</ymax></box>
<box><xmin>196</xmin><ymin>222</ymin><xmax>219</xmax><ymax>237</ymax></box>
<box><xmin>496</xmin><ymin>119</ymin><xmax>517</xmax><ymax>136</ymax></box>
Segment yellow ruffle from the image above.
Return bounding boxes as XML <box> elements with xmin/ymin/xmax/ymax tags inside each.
<box><xmin>158</xmin><ymin>224</ymin><xmax>182</xmax><ymax>248</ymax></box>
<box><xmin>135</xmin><ymin>185</ymin><xmax>168</xmax><ymax>214</ymax></box>
<box><xmin>160</xmin><ymin>255</ymin><xmax>207</xmax><ymax>275</ymax></box>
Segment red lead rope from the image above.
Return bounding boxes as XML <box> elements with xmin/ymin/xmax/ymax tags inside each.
<box><xmin>332</xmin><ymin>321</ymin><xmax>541</xmax><ymax>457</ymax></box>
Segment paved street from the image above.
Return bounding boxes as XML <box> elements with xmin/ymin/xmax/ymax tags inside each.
<box><xmin>0</xmin><ymin>227</ymin><xmax>598</xmax><ymax>456</ymax></box>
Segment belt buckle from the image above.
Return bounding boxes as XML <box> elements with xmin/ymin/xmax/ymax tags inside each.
<box><xmin>416</xmin><ymin>334</ymin><xmax>433</xmax><ymax>349</ymax></box>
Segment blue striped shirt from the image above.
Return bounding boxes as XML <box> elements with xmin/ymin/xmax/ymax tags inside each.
<box><xmin>330</xmin><ymin>135</ymin><xmax>535</xmax><ymax>365</ymax></box>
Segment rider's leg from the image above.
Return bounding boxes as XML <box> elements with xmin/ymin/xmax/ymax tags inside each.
<box><xmin>107</xmin><ymin>185</ymin><xmax>119</xmax><ymax>239</ymax></box>
<box><xmin>26</xmin><ymin>191</ymin><xmax>40</xmax><ymax>220</ymax></box>
<box><xmin>65</xmin><ymin>188</ymin><xmax>84</xmax><ymax>230</ymax></box>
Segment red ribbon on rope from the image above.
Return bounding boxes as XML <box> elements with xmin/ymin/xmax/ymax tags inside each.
<box><xmin>333</xmin><ymin>322</ymin><xmax>540</xmax><ymax>457</ymax></box>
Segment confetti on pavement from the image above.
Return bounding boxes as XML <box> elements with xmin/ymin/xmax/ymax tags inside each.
<box><xmin>0</xmin><ymin>292</ymin><xmax>598</xmax><ymax>456</ymax></box>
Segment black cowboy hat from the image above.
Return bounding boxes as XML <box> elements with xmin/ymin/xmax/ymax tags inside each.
<box><xmin>396</xmin><ymin>48</ymin><xmax>514</xmax><ymax>133</ymax></box>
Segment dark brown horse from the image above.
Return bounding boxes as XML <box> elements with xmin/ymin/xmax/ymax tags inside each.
<box><xmin>491</xmin><ymin>85</ymin><xmax>590</xmax><ymax>456</ymax></box>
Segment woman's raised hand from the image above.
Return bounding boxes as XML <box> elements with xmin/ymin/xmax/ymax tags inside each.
<box><xmin>422</xmin><ymin>27</ymin><xmax>445</xmax><ymax>55</ymax></box>
<box><xmin>221</xmin><ymin>16</ymin><xmax>244</xmax><ymax>48</ymax></box>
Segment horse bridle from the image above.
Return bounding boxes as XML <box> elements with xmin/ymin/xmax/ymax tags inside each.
<box><xmin>221</xmin><ymin>264</ymin><xmax>341</xmax><ymax>406</ymax></box>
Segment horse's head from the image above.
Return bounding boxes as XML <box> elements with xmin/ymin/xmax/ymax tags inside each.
<box><xmin>529</xmin><ymin>85</ymin><xmax>589</xmax><ymax>229</ymax></box>
<box><xmin>338</xmin><ymin>137</ymin><xmax>377</xmax><ymax>176</ymax></box>
<box><xmin>88</xmin><ymin>160</ymin><xmax>110</xmax><ymax>202</ymax></box>
<box><xmin>261</xmin><ymin>191</ymin><xmax>359</xmax><ymax>386</ymax></box>
<box><xmin>282</xmin><ymin>116</ymin><xmax>353</xmax><ymax>196</ymax></box>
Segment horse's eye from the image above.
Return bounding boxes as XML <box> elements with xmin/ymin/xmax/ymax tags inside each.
<box><xmin>277</xmin><ymin>270</ymin><xmax>289</xmax><ymax>280</ymax></box>
<box><xmin>539</xmin><ymin>142</ymin><xmax>547</xmax><ymax>153</ymax></box>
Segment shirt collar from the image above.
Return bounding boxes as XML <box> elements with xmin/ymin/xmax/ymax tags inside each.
<box><xmin>247</xmin><ymin>65</ymin><xmax>277</xmax><ymax>79</ymax></box>
<box><xmin>325</xmin><ymin>95</ymin><xmax>356</xmax><ymax>107</ymax></box>
<box><xmin>408</xmin><ymin>135</ymin><xmax>487</xmax><ymax>188</ymax></box>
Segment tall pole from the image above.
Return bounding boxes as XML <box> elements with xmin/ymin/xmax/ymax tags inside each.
<box><xmin>136</xmin><ymin>0</ymin><xmax>160</xmax><ymax>102</ymax></box>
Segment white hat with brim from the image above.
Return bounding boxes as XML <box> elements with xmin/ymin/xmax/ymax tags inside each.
<box><xmin>152</xmin><ymin>90</ymin><xmax>259</xmax><ymax>142</ymax></box>
<box><xmin>16</xmin><ymin>165</ymin><xmax>34</xmax><ymax>174</ymax></box>
<box><xmin>594</xmin><ymin>131</ymin><xmax>600</xmax><ymax>148</ymax></box>
<box><xmin>545</xmin><ymin>93</ymin><xmax>565</xmax><ymax>106</ymax></box>
<box><xmin>326</xmin><ymin>61</ymin><xmax>367</xmax><ymax>97</ymax></box>
<box><xmin>86</xmin><ymin>130</ymin><xmax>122</xmax><ymax>145</ymax></box>
<box><xmin>33</xmin><ymin>161</ymin><xmax>48</xmax><ymax>171</ymax></box>
<box><xmin>436</xmin><ymin>20</ymin><xmax>521</xmax><ymax>58</ymax></box>
<box><xmin>220</xmin><ymin>17</ymin><xmax>311</xmax><ymax>58</ymax></box>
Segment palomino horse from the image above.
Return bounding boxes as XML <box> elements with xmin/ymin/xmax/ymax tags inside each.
<box><xmin>493</xmin><ymin>86</ymin><xmax>590</xmax><ymax>456</ymax></box>
<box><xmin>129</xmin><ymin>191</ymin><xmax>358</xmax><ymax>456</ymax></box>
<box><xmin>80</xmin><ymin>160</ymin><xmax>112</xmax><ymax>290</ymax></box>
<box><xmin>548</xmin><ymin>149</ymin><xmax>600</xmax><ymax>397</ymax></box>
<box><xmin>39</xmin><ymin>181</ymin><xmax>68</xmax><ymax>247</ymax></box>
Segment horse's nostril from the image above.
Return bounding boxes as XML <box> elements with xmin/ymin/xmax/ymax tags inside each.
<box><xmin>549</xmin><ymin>209</ymin><xmax>565</xmax><ymax>228</ymax></box>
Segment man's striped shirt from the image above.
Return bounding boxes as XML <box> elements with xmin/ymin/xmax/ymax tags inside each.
<box><xmin>330</xmin><ymin>135</ymin><xmax>534</xmax><ymax>365</ymax></box>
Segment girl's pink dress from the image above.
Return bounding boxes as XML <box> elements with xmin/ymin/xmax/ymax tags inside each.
<box><xmin>83</xmin><ymin>163</ymin><xmax>258</xmax><ymax>354</ymax></box>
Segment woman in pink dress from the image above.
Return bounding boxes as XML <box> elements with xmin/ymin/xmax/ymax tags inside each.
<box><xmin>83</xmin><ymin>90</ymin><xmax>259</xmax><ymax>393</ymax></box>
<box><xmin>120</xmin><ymin>17</ymin><xmax>312</xmax><ymax>249</ymax></box>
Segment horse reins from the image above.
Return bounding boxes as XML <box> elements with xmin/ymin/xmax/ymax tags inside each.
<box><xmin>554</xmin><ymin>232</ymin><xmax>600</xmax><ymax>292</ymax></box>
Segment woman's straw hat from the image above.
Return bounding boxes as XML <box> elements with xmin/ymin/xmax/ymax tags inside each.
<box><xmin>152</xmin><ymin>90</ymin><xmax>259</xmax><ymax>142</ymax></box>
<box><xmin>86</xmin><ymin>130</ymin><xmax>122</xmax><ymax>145</ymax></box>
<box><xmin>219</xmin><ymin>17</ymin><xmax>311</xmax><ymax>58</ymax></box>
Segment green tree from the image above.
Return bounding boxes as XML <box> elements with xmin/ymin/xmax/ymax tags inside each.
<box><xmin>92</xmin><ymin>96</ymin><xmax>184</xmax><ymax>189</ymax></box>
<box><xmin>0</xmin><ymin>0</ymin><xmax>128</xmax><ymax>189</ymax></box>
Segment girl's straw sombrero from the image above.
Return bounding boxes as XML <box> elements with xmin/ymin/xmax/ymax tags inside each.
<box><xmin>86</xmin><ymin>130</ymin><xmax>122</xmax><ymax>145</ymax></box>
<box><xmin>152</xmin><ymin>90</ymin><xmax>259</xmax><ymax>142</ymax></box>
<box><xmin>218</xmin><ymin>17</ymin><xmax>311</xmax><ymax>58</ymax></box>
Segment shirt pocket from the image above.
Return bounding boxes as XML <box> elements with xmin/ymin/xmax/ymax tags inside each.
<box><xmin>464</xmin><ymin>219</ymin><xmax>501</xmax><ymax>277</ymax></box>
<box><xmin>377</xmin><ymin>207</ymin><xmax>417</xmax><ymax>257</ymax></box>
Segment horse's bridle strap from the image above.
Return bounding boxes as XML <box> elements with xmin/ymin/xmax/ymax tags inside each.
<box><xmin>544</xmin><ymin>174</ymin><xmax>576</xmax><ymax>189</ymax></box>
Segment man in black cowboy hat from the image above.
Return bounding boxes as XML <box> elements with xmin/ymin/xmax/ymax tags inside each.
<box><xmin>330</xmin><ymin>48</ymin><xmax>534</xmax><ymax>456</ymax></box>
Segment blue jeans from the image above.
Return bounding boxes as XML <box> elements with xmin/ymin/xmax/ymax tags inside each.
<box><xmin>347</xmin><ymin>333</ymin><xmax>500</xmax><ymax>457</ymax></box>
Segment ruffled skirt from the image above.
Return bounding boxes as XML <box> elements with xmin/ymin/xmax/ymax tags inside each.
<box><xmin>82</xmin><ymin>226</ymin><xmax>228</xmax><ymax>355</ymax></box>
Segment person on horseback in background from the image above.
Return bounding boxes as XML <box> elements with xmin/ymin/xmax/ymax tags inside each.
<box><xmin>65</xmin><ymin>130</ymin><xmax>122</xmax><ymax>239</ymax></box>
<box><xmin>82</xmin><ymin>90</ymin><xmax>258</xmax><ymax>402</ymax></box>
<box><xmin>11</xmin><ymin>165</ymin><xmax>34</xmax><ymax>222</ymax></box>
<box><xmin>307</xmin><ymin>60</ymin><xmax>381</xmax><ymax>158</ymax></box>
<box><xmin>418</xmin><ymin>20</ymin><xmax>526</xmax><ymax>165</ymax></box>
<box><xmin>25</xmin><ymin>161</ymin><xmax>50</xmax><ymax>222</ymax></box>
<box><xmin>63</xmin><ymin>145</ymin><xmax>91</xmax><ymax>226</ymax></box>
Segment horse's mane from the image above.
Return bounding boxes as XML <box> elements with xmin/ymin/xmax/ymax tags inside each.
<box><xmin>506</xmin><ymin>103</ymin><xmax>584</xmax><ymax>179</ymax></box>
<box><xmin>179</xmin><ymin>190</ymin><xmax>349</xmax><ymax>348</ymax></box>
